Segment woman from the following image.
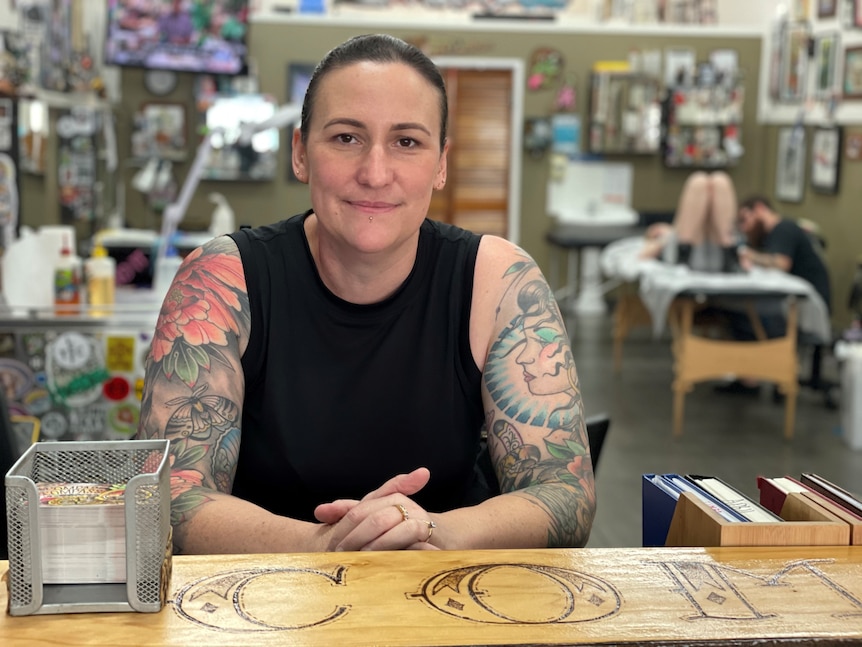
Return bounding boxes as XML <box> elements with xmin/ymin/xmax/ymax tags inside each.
<box><xmin>639</xmin><ymin>170</ymin><xmax>741</xmax><ymax>272</ymax></box>
<box><xmin>137</xmin><ymin>34</ymin><xmax>595</xmax><ymax>554</ymax></box>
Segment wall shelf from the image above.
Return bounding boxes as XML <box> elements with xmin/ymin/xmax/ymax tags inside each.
<box><xmin>588</xmin><ymin>71</ymin><xmax>661</xmax><ymax>155</ymax></box>
<box><xmin>250</xmin><ymin>10</ymin><xmax>764</xmax><ymax>37</ymax></box>
<box><xmin>661</xmin><ymin>82</ymin><xmax>745</xmax><ymax>168</ymax></box>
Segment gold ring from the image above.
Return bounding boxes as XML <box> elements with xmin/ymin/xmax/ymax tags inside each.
<box><xmin>394</xmin><ymin>503</ymin><xmax>409</xmax><ymax>522</ymax></box>
<box><xmin>424</xmin><ymin>520</ymin><xmax>437</xmax><ymax>541</ymax></box>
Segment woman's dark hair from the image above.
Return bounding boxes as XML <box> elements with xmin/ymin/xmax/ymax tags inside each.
<box><xmin>299</xmin><ymin>34</ymin><xmax>448</xmax><ymax>151</ymax></box>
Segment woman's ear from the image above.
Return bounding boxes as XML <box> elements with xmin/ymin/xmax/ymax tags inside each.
<box><xmin>291</xmin><ymin>128</ymin><xmax>309</xmax><ymax>184</ymax></box>
<box><xmin>434</xmin><ymin>140</ymin><xmax>449</xmax><ymax>190</ymax></box>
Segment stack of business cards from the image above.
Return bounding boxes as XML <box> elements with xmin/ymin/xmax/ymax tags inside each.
<box><xmin>37</xmin><ymin>482</ymin><xmax>127</xmax><ymax>584</ymax></box>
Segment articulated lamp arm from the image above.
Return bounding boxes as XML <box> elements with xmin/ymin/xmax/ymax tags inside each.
<box><xmin>154</xmin><ymin>102</ymin><xmax>303</xmax><ymax>272</ymax></box>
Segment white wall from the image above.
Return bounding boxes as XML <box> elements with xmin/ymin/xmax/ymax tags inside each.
<box><xmin>720</xmin><ymin>0</ymin><xmax>783</xmax><ymax>26</ymax></box>
<box><xmin>0</xmin><ymin>0</ymin><xmax>16</xmax><ymax>31</ymax></box>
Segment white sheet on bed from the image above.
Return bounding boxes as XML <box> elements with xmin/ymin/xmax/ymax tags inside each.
<box><xmin>599</xmin><ymin>236</ymin><xmax>832</xmax><ymax>343</ymax></box>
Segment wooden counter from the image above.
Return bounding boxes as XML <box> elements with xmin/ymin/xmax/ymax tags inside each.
<box><xmin>5</xmin><ymin>546</ymin><xmax>862</xmax><ymax>645</ymax></box>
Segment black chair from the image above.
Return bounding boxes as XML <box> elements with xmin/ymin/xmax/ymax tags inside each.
<box><xmin>585</xmin><ymin>412</ymin><xmax>610</xmax><ymax>474</ymax></box>
<box><xmin>797</xmin><ymin>335</ymin><xmax>839</xmax><ymax>409</ymax></box>
<box><xmin>803</xmin><ymin>257</ymin><xmax>862</xmax><ymax>408</ymax></box>
<box><xmin>470</xmin><ymin>413</ymin><xmax>611</xmax><ymax>504</ymax></box>
<box><xmin>794</xmin><ymin>226</ymin><xmax>839</xmax><ymax>409</ymax></box>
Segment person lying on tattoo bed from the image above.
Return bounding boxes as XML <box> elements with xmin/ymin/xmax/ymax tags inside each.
<box><xmin>136</xmin><ymin>34</ymin><xmax>596</xmax><ymax>554</ymax></box>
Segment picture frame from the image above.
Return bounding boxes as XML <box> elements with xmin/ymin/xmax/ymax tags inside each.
<box><xmin>846</xmin><ymin>130</ymin><xmax>862</xmax><ymax>160</ymax></box>
<box><xmin>810</xmin><ymin>126</ymin><xmax>842</xmax><ymax>193</ymax></box>
<box><xmin>818</xmin><ymin>0</ymin><xmax>838</xmax><ymax>18</ymax></box>
<box><xmin>132</xmin><ymin>102</ymin><xmax>187</xmax><ymax>161</ymax></box>
<box><xmin>839</xmin><ymin>0</ymin><xmax>855</xmax><ymax>28</ymax></box>
<box><xmin>664</xmin><ymin>47</ymin><xmax>696</xmax><ymax>87</ymax></box>
<box><xmin>778</xmin><ymin>22</ymin><xmax>811</xmax><ymax>102</ymax></box>
<box><xmin>813</xmin><ymin>31</ymin><xmax>840</xmax><ymax>98</ymax></box>
<box><xmin>0</xmin><ymin>99</ymin><xmax>11</xmax><ymax>124</ymax></box>
<box><xmin>775</xmin><ymin>126</ymin><xmax>807</xmax><ymax>203</ymax></box>
<box><xmin>791</xmin><ymin>0</ymin><xmax>811</xmax><ymax>20</ymax></box>
<box><xmin>844</xmin><ymin>46</ymin><xmax>862</xmax><ymax>97</ymax></box>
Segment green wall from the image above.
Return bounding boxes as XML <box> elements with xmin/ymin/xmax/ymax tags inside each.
<box><xmin>19</xmin><ymin>21</ymin><xmax>861</xmax><ymax>327</ymax></box>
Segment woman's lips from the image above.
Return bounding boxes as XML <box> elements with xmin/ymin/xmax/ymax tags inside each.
<box><xmin>351</xmin><ymin>200</ymin><xmax>395</xmax><ymax>211</ymax></box>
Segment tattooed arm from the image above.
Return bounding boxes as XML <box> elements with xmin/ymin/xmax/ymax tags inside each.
<box><xmin>433</xmin><ymin>235</ymin><xmax>596</xmax><ymax>549</ymax></box>
<box><xmin>135</xmin><ymin>236</ymin><xmax>335</xmax><ymax>554</ymax></box>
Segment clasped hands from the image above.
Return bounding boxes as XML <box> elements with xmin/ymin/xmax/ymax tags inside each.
<box><xmin>313</xmin><ymin>467</ymin><xmax>440</xmax><ymax>552</ymax></box>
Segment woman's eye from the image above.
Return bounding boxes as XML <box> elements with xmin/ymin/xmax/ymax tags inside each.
<box><xmin>336</xmin><ymin>134</ymin><xmax>356</xmax><ymax>144</ymax></box>
<box><xmin>397</xmin><ymin>137</ymin><xmax>417</xmax><ymax>148</ymax></box>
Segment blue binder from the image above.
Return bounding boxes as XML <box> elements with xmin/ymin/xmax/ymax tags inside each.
<box><xmin>642</xmin><ymin>474</ymin><xmax>680</xmax><ymax>547</ymax></box>
<box><xmin>642</xmin><ymin>473</ymin><xmax>748</xmax><ymax>547</ymax></box>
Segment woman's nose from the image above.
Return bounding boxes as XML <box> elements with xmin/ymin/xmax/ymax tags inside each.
<box><xmin>357</xmin><ymin>145</ymin><xmax>393</xmax><ymax>187</ymax></box>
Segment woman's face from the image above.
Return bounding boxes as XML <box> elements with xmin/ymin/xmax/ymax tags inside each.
<box><xmin>292</xmin><ymin>61</ymin><xmax>448</xmax><ymax>255</ymax></box>
<box><xmin>515</xmin><ymin>313</ymin><xmax>572</xmax><ymax>396</ymax></box>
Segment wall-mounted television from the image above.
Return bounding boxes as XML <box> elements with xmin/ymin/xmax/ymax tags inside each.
<box><xmin>105</xmin><ymin>0</ymin><xmax>249</xmax><ymax>75</ymax></box>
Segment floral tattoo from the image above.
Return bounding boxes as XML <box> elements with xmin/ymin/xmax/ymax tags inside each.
<box><xmin>137</xmin><ymin>239</ymin><xmax>249</xmax><ymax>539</ymax></box>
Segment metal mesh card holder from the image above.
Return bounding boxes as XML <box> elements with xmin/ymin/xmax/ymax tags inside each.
<box><xmin>4</xmin><ymin>439</ymin><xmax>172</xmax><ymax>615</ymax></box>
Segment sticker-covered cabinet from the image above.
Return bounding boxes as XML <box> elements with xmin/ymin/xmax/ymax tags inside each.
<box><xmin>0</xmin><ymin>313</ymin><xmax>158</xmax><ymax>456</ymax></box>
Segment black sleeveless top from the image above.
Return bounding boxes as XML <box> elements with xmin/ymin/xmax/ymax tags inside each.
<box><xmin>228</xmin><ymin>213</ymin><xmax>486</xmax><ymax>521</ymax></box>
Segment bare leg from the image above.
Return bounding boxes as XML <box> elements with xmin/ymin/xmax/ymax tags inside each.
<box><xmin>673</xmin><ymin>171</ymin><xmax>711</xmax><ymax>245</ymax></box>
<box><xmin>704</xmin><ymin>171</ymin><xmax>738</xmax><ymax>247</ymax></box>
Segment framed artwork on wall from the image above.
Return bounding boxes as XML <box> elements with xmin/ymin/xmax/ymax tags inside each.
<box><xmin>791</xmin><ymin>0</ymin><xmax>811</xmax><ymax>20</ymax></box>
<box><xmin>846</xmin><ymin>130</ymin><xmax>862</xmax><ymax>160</ymax></box>
<box><xmin>818</xmin><ymin>0</ymin><xmax>838</xmax><ymax>18</ymax></box>
<box><xmin>778</xmin><ymin>22</ymin><xmax>811</xmax><ymax>102</ymax></box>
<box><xmin>132</xmin><ymin>102</ymin><xmax>187</xmax><ymax>161</ymax></box>
<box><xmin>839</xmin><ymin>0</ymin><xmax>856</xmax><ymax>28</ymax></box>
<box><xmin>810</xmin><ymin>126</ymin><xmax>842</xmax><ymax>193</ymax></box>
<box><xmin>813</xmin><ymin>32</ymin><xmax>840</xmax><ymax>98</ymax></box>
<box><xmin>775</xmin><ymin>126</ymin><xmax>806</xmax><ymax>203</ymax></box>
<box><xmin>844</xmin><ymin>46</ymin><xmax>862</xmax><ymax>97</ymax></box>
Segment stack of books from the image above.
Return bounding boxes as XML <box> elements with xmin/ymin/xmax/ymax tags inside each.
<box><xmin>644</xmin><ymin>472</ymin><xmax>862</xmax><ymax>547</ymax></box>
<box><xmin>643</xmin><ymin>473</ymin><xmax>782</xmax><ymax>546</ymax></box>
<box><xmin>37</xmin><ymin>482</ymin><xmax>127</xmax><ymax>584</ymax></box>
<box><xmin>757</xmin><ymin>472</ymin><xmax>862</xmax><ymax>543</ymax></box>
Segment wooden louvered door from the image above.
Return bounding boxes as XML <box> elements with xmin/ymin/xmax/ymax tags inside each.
<box><xmin>429</xmin><ymin>68</ymin><xmax>512</xmax><ymax>238</ymax></box>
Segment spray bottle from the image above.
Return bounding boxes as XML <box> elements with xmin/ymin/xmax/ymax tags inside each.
<box><xmin>54</xmin><ymin>232</ymin><xmax>82</xmax><ymax>315</ymax></box>
<box><xmin>208</xmin><ymin>192</ymin><xmax>235</xmax><ymax>237</ymax></box>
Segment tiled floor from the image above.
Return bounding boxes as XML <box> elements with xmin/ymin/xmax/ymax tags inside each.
<box><xmin>567</xmin><ymin>308</ymin><xmax>856</xmax><ymax>549</ymax></box>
